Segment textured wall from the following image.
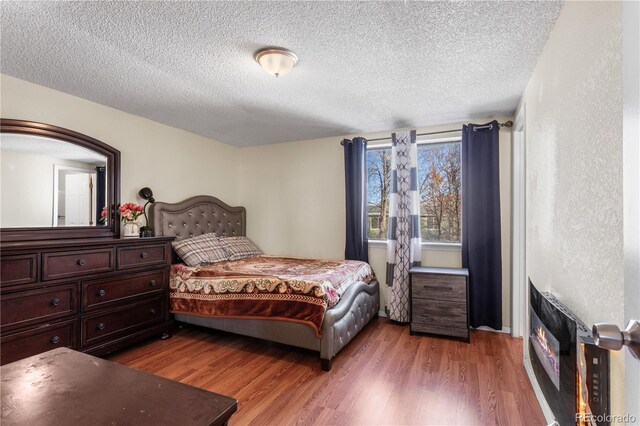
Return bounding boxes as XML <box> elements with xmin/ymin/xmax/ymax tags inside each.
<box><xmin>516</xmin><ymin>0</ymin><xmax>624</xmax><ymax>418</ymax></box>
<box><xmin>520</xmin><ymin>1</ymin><xmax>623</xmax><ymax>329</ymax></box>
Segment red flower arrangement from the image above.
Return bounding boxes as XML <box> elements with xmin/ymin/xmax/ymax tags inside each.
<box><xmin>118</xmin><ymin>202</ymin><xmax>144</xmax><ymax>223</ymax></box>
<box><xmin>100</xmin><ymin>206</ymin><xmax>108</xmax><ymax>224</ymax></box>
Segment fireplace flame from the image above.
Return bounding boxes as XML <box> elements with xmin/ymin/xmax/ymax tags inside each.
<box><xmin>577</xmin><ymin>369</ymin><xmax>589</xmax><ymax>425</ymax></box>
<box><xmin>532</xmin><ymin>325</ymin><xmax>560</xmax><ymax>379</ymax></box>
<box><xmin>536</xmin><ymin>327</ymin><xmax>550</xmax><ymax>353</ymax></box>
<box><xmin>576</xmin><ymin>343</ymin><xmax>594</xmax><ymax>426</ymax></box>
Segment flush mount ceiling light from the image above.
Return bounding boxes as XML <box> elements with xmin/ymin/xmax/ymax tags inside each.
<box><xmin>254</xmin><ymin>48</ymin><xmax>298</xmax><ymax>78</ymax></box>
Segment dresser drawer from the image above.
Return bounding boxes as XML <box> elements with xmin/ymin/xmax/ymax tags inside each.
<box><xmin>0</xmin><ymin>319</ymin><xmax>78</xmax><ymax>365</ymax></box>
<box><xmin>1</xmin><ymin>283</ymin><xmax>78</xmax><ymax>329</ymax></box>
<box><xmin>43</xmin><ymin>249</ymin><xmax>114</xmax><ymax>281</ymax></box>
<box><xmin>83</xmin><ymin>270</ymin><xmax>166</xmax><ymax>311</ymax></box>
<box><xmin>117</xmin><ymin>244</ymin><xmax>167</xmax><ymax>270</ymax></box>
<box><xmin>82</xmin><ymin>298</ymin><xmax>165</xmax><ymax>346</ymax></box>
<box><xmin>411</xmin><ymin>273</ymin><xmax>466</xmax><ymax>302</ymax></box>
<box><xmin>1</xmin><ymin>254</ymin><xmax>38</xmax><ymax>287</ymax></box>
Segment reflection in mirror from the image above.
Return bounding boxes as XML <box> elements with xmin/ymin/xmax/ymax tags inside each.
<box><xmin>1</xmin><ymin>133</ymin><xmax>108</xmax><ymax>228</ymax></box>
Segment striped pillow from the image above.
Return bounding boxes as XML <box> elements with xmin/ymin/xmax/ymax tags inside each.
<box><xmin>221</xmin><ymin>237</ymin><xmax>262</xmax><ymax>261</ymax></box>
<box><xmin>172</xmin><ymin>233</ymin><xmax>230</xmax><ymax>266</ymax></box>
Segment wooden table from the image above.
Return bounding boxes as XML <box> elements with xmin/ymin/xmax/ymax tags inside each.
<box><xmin>1</xmin><ymin>348</ymin><xmax>237</xmax><ymax>426</ymax></box>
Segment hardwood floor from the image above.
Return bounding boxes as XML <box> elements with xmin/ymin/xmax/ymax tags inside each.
<box><xmin>109</xmin><ymin>318</ymin><xmax>545</xmax><ymax>425</ymax></box>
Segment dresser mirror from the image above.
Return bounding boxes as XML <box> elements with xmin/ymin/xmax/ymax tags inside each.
<box><xmin>0</xmin><ymin>119</ymin><xmax>120</xmax><ymax>241</ymax></box>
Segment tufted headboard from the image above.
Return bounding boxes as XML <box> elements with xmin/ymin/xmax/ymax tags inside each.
<box><xmin>150</xmin><ymin>195</ymin><xmax>246</xmax><ymax>240</ymax></box>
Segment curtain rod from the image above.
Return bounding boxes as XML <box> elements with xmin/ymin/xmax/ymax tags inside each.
<box><xmin>341</xmin><ymin>120</ymin><xmax>513</xmax><ymax>145</ymax></box>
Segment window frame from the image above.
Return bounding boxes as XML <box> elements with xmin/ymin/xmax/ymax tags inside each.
<box><xmin>366</xmin><ymin>135</ymin><xmax>463</xmax><ymax>250</ymax></box>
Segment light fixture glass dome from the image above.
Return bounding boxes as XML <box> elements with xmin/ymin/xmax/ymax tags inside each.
<box><xmin>255</xmin><ymin>48</ymin><xmax>298</xmax><ymax>78</ymax></box>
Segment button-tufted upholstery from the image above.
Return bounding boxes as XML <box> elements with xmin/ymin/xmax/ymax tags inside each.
<box><xmin>151</xmin><ymin>195</ymin><xmax>380</xmax><ymax>371</ymax></box>
<box><xmin>151</xmin><ymin>195</ymin><xmax>246</xmax><ymax>240</ymax></box>
<box><xmin>320</xmin><ymin>280</ymin><xmax>380</xmax><ymax>360</ymax></box>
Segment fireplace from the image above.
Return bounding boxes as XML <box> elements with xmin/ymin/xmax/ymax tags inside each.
<box><xmin>530</xmin><ymin>308</ymin><xmax>561</xmax><ymax>390</ymax></box>
<box><xmin>528</xmin><ymin>280</ymin><xmax>610</xmax><ymax>426</ymax></box>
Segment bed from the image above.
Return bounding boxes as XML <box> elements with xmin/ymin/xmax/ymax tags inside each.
<box><xmin>151</xmin><ymin>195</ymin><xmax>380</xmax><ymax>371</ymax></box>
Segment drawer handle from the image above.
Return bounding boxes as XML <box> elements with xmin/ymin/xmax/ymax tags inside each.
<box><xmin>50</xmin><ymin>336</ymin><xmax>61</xmax><ymax>344</ymax></box>
<box><xmin>149</xmin><ymin>280</ymin><xmax>157</xmax><ymax>287</ymax></box>
<box><xmin>97</xmin><ymin>289</ymin><xmax>106</xmax><ymax>297</ymax></box>
<box><xmin>140</xmin><ymin>252</ymin><xmax>148</xmax><ymax>259</ymax></box>
<box><xmin>50</xmin><ymin>298</ymin><xmax>61</xmax><ymax>306</ymax></box>
<box><xmin>77</xmin><ymin>259</ymin><xmax>87</xmax><ymax>266</ymax></box>
<box><xmin>150</xmin><ymin>308</ymin><xmax>157</xmax><ymax>315</ymax></box>
<box><xmin>97</xmin><ymin>322</ymin><xmax>106</xmax><ymax>330</ymax></box>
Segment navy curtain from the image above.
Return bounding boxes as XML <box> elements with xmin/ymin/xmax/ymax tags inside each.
<box><xmin>343</xmin><ymin>137</ymin><xmax>369</xmax><ymax>262</ymax></box>
<box><xmin>95</xmin><ymin>166</ymin><xmax>106</xmax><ymax>226</ymax></box>
<box><xmin>462</xmin><ymin>120</ymin><xmax>502</xmax><ymax>330</ymax></box>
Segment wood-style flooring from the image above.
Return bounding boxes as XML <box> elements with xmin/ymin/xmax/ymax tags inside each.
<box><xmin>109</xmin><ymin>318</ymin><xmax>545</xmax><ymax>425</ymax></box>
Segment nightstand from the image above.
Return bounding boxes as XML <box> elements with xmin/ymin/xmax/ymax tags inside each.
<box><xmin>409</xmin><ymin>266</ymin><xmax>470</xmax><ymax>342</ymax></box>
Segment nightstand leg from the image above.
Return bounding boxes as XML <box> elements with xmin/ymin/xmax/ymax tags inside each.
<box><xmin>161</xmin><ymin>332</ymin><xmax>171</xmax><ymax>340</ymax></box>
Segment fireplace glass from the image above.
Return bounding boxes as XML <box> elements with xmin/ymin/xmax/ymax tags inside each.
<box><xmin>531</xmin><ymin>308</ymin><xmax>561</xmax><ymax>390</ymax></box>
<box><xmin>529</xmin><ymin>280</ymin><xmax>610</xmax><ymax>426</ymax></box>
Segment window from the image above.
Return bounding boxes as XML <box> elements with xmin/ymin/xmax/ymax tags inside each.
<box><xmin>369</xmin><ymin>215</ymin><xmax>381</xmax><ymax>231</ymax></box>
<box><xmin>367</xmin><ymin>139</ymin><xmax>462</xmax><ymax>243</ymax></box>
<box><xmin>422</xmin><ymin>215</ymin><xmax>437</xmax><ymax>231</ymax></box>
<box><xmin>367</xmin><ymin>148</ymin><xmax>392</xmax><ymax>240</ymax></box>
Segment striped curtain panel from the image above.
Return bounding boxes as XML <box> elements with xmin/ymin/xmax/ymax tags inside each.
<box><xmin>386</xmin><ymin>130</ymin><xmax>422</xmax><ymax>323</ymax></box>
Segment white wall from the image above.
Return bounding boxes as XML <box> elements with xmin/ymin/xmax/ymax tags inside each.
<box><xmin>1</xmin><ymin>150</ymin><xmax>59</xmax><ymax>227</ymax></box>
<box><xmin>239</xmin><ymin>120</ymin><xmax>513</xmax><ymax>326</ymax></box>
<box><xmin>516</xmin><ymin>1</ymin><xmax>625</xmax><ymax>419</ymax></box>
<box><xmin>0</xmin><ymin>74</ymin><xmax>242</xmax><ymax>207</ymax></box>
<box><xmin>0</xmin><ymin>150</ymin><xmax>97</xmax><ymax>227</ymax></box>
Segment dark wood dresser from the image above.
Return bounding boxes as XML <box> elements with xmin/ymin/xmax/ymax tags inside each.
<box><xmin>409</xmin><ymin>266</ymin><xmax>470</xmax><ymax>342</ymax></box>
<box><xmin>1</xmin><ymin>236</ymin><xmax>174</xmax><ymax>365</ymax></box>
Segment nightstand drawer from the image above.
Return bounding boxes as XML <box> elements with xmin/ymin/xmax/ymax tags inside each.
<box><xmin>1</xmin><ymin>283</ymin><xmax>78</xmax><ymax>329</ymax></box>
<box><xmin>411</xmin><ymin>321</ymin><xmax>469</xmax><ymax>338</ymax></box>
<box><xmin>412</xmin><ymin>273</ymin><xmax>466</xmax><ymax>302</ymax></box>
<box><xmin>412</xmin><ymin>299</ymin><xmax>467</xmax><ymax>329</ymax></box>
<box><xmin>117</xmin><ymin>245</ymin><xmax>167</xmax><ymax>270</ymax></box>
<box><xmin>43</xmin><ymin>249</ymin><xmax>114</xmax><ymax>281</ymax></box>
<box><xmin>83</xmin><ymin>270</ymin><xmax>166</xmax><ymax>311</ymax></box>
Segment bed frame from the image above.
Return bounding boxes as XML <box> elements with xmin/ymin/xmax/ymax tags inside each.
<box><xmin>151</xmin><ymin>195</ymin><xmax>379</xmax><ymax>371</ymax></box>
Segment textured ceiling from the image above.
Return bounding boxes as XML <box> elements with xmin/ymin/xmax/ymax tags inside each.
<box><xmin>1</xmin><ymin>1</ymin><xmax>563</xmax><ymax>146</ymax></box>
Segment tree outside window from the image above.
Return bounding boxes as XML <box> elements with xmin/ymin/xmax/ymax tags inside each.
<box><xmin>366</xmin><ymin>140</ymin><xmax>461</xmax><ymax>243</ymax></box>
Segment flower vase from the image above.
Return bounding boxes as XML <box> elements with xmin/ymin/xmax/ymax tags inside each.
<box><xmin>123</xmin><ymin>222</ymin><xmax>140</xmax><ymax>238</ymax></box>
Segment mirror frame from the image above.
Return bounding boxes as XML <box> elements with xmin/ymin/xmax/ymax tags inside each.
<box><xmin>1</xmin><ymin>119</ymin><xmax>121</xmax><ymax>241</ymax></box>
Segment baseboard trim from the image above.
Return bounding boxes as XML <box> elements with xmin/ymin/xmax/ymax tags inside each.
<box><xmin>523</xmin><ymin>355</ymin><xmax>556</xmax><ymax>425</ymax></box>
<box><xmin>473</xmin><ymin>325</ymin><xmax>511</xmax><ymax>334</ymax></box>
<box><xmin>377</xmin><ymin>315</ymin><xmax>511</xmax><ymax>334</ymax></box>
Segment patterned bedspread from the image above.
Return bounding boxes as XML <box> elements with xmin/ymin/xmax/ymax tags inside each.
<box><xmin>170</xmin><ymin>255</ymin><xmax>375</xmax><ymax>335</ymax></box>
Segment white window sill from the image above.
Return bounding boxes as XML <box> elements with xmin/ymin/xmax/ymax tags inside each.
<box><xmin>368</xmin><ymin>240</ymin><xmax>462</xmax><ymax>252</ymax></box>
